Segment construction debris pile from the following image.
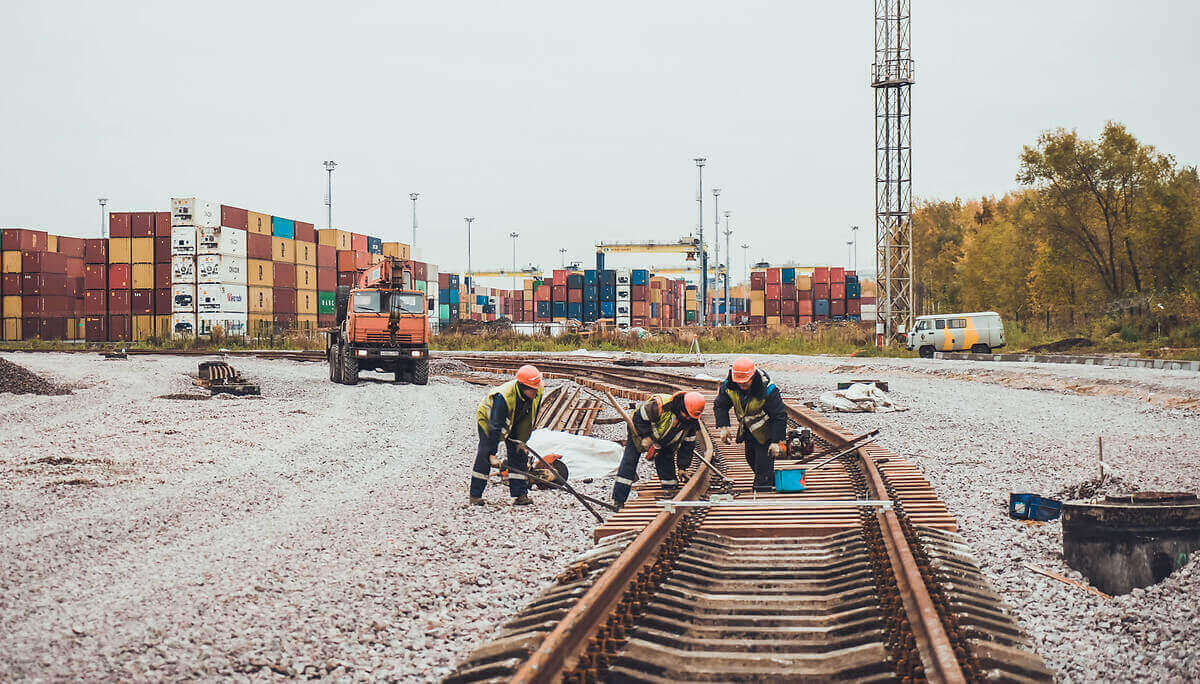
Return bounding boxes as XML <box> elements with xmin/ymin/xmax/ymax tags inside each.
<box><xmin>0</xmin><ymin>357</ymin><xmax>71</xmax><ymax>395</ymax></box>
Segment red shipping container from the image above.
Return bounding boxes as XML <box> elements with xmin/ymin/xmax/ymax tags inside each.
<box><xmin>749</xmin><ymin>272</ymin><xmax>766</xmax><ymax>289</ymax></box>
<box><xmin>22</xmin><ymin>273</ymin><xmax>69</xmax><ymax>296</ymax></box>
<box><xmin>782</xmin><ymin>315</ymin><xmax>798</xmax><ymax>328</ymax></box>
<box><xmin>84</xmin><ymin>264</ymin><xmax>107</xmax><ymax>290</ymax></box>
<box><xmin>108</xmin><ymin>289</ymin><xmax>131</xmax><ymax>313</ymax></box>
<box><xmin>831</xmin><ymin>299</ymin><xmax>846</xmax><ymax>316</ymax></box>
<box><xmin>749</xmin><ymin>315</ymin><xmax>765</xmax><ymax>327</ymax></box>
<box><xmin>155</xmin><ymin>263</ymin><xmax>171</xmax><ymax>288</ymax></box>
<box><xmin>765</xmin><ymin>283</ymin><xmax>781</xmax><ymax>300</ymax></box>
<box><xmin>350</xmin><ymin>233</ymin><xmax>367</xmax><ymax>252</ymax></box>
<box><xmin>131</xmin><ymin>212</ymin><xmax>155</xmax><ymax>237</ymax></box>
<box><xmin>847</xmin><ymin>299</ymin><xmax>862</xmax><ymax>315</ymax></box>
<box><xmin>21</xmin><ymin>251</ymin><xmax>57</xmax><ymax>273</ymax></box>
<box><xmin>57</xmin><ymin>236</ymin><xmax>85</xmax><ymax>258</ymax></box>
<box><xmin>353</xmin><ymin>251</ymin><xmax>369</xmax><ymax>269</ymax></box>
<box><xmin>766</xmin><ymin>268</ymin><xmax>781</xmax><ymax>285</ymax></box>
<box><xmin>567</xmin><ymin>289</ymin><xmax>582</xmax><ymax>304</ymax></box>
<box><xmin>294</xmin><ymin>221</ymin><xmax>315</xmax><ymax>243</ymax></box>
<box><xmin>552</xmin><ymin>270</ymin><xmax>567</xmax><ymax>286</ymax></box>
<box><xmin>274</xmin><ymin>263</ymin><xmax>296</xmax><ymax>289</ymax></box>
<box><xmin>85</xmin><ymin>316</ymin><xmax>107</xmax><ymax>341</ymax></box>
<box><xmin>84</xmin><ymin>239</ymin><xmax>108</xmax><ymax>264</ymax></box>
<box><xmin>247</xmin><ymin>233</ymin><xmax>272</xmax><ymax>260</ymax></box>
<box><xmin>831</xmin><ymin>282</ymin><xmax>845</xmax><ymax>300</ymax></box>
<box><xmin>337</xmin><ymin>271</ymin><xmax>356</xmax><ymax>287</ymax></box>
<box><xmin>413</xmin><ymin>261</ymin><xmax>427</xmax><ymax>281</ymax></box>
<box><xmin>108</xmin><ymin>264</ymin><xmax>132</xmax><ymax>289</ymax></box>
<box><xmin>221</xmin><ymin>205</ymin><xmax>249</xmax><ymax>230</ymax></box>
<box><xmin>317</xmin><ymin>267</ymin><xmax>336</xmax><ymax>291</ymax></box>
<box><xmin>551</xmin><ymin>285</ymin><xmax>567</xmax><ymax>302</ymax></box>
<box><xmin>631</xmin><ymin>284</ymin><xmax>647</xmax><ymax>301</ymax></box>
<box><xmin>813</xmin><ymin>266</ymin><xmax>830</xmax><ymax>284</ymax></box>
<box><xmin>632</xmin><ymin>301</ymin><xmax>650</xmax><ymax>317</ymax></box>
<box><xmin>632</xmin><ymin>317</ymin><xmax>648</xmax><ymax>328</ymax></box>
<box><xmin>131</xmin><ymin>289</ymin><xmax>153</xmax><ymax>315</ymax></box>
<box><xmin>781</xmin><ymin>283</ymin><xmax>796</xmax><ymax>300</ymax></box>
<box><xmin>109</xmin><ymin>213</ymin><xmax>131</xmax><ymax>238</ymax></box>
<box><xmin>155</xmin><ymin>288</ymin><xmax>171</xmax><ymax>314</ymax></box>
<box><xmin>782</xmin><ymin>299</ymin><xmax>798</xmax><ymax>316</ymax></box>
<box><xmin>155</xmin><ymin>211</ymin><xmax>172</xmax><ymax>237</ymax></box>
<box><xmin>84</xmin><ymin>290</ymin><xmax>106</xmax><ymax>315</ymax></box>
<box><xmin>66</xmin><ymin>257</ymin><xmax>84</xmax><ymax>279</ymax></box>
<box><xmin>317</xmin><ymin>244</ymin><xmax>336</xmax><ymax>269</ymax></box>
<box><xmin>272</xmin><ymin>289</ymin><xmax>297</xmax><ymax>313</ymax></box>
<box><xmin>766</xmin><ymin>299</ymin><xmax>781</xmax><ymax>316</ymax></box>
<box><xmin>21</xmin><ymin>296</ymin><xmax>45</xmax><ymax>314</ymax></box>
<box><xmin>798</xmin><ymin>299</ymin><xmax>813</xmax><ymax>316</ymax></box>
<box><xmin>830</xmin><ymin>267</ymin><xmax>845</xmax><ymax>284</ymax></box>
<box><xmin>155</xmin><ymin>237</ymin><xmax>172</xmax><ymax>263</ymax></box>
<box><xmin>814</xmin><ymin>283</ymin><xmax>830</xmax><ymax>300</ymax></box>
<box><xmin>108</xmin><ymin>314</ymin><xmax>131</xmax><ymax>341</ymax></box>
<box><xmin>39</xmin><ymin>317</ymin><xmax>67</xmax><ymax>339</ymax></box>
<box><xmin>20</xmin><ymin>317</ymin><xmax>38</xmax><ymax>340</ymax></box>
<box><xmin>797</xmin><ymin>315</ymin><xmax>813</xmax><ymax>325</ymax></box>
<box><xmin>317</xmin><ymin>314</ymin><xmax>336</xmax><ymax>328</ymax></box>
<box><xmin>2</xmin><ymin>273</ymin><xmax>20</xmax><ymax>294</ymax></box>
<box><xmin>2</xmin><ymin>228</ymin><xmax>49</xmax><ymax>252</ymax></box>
<box><xmin>335</xmin><ymin>250</ymin><xmax>356</xmax><ymax>271</ymax></box>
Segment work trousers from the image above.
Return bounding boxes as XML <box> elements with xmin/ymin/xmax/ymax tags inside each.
<box><xmin>612</xmin><ymin>441</ymin><xmax>693</xmax><ymax>505</ymax></box>
<box><xmin>745</xmin><ymin>438</ymin><xmax>775</xmax><ymax>491</ymax></box>
<box><xmin>470</xmin><ymin>426</ymin><xmax>530</xmax><ymax>498</ymax></box>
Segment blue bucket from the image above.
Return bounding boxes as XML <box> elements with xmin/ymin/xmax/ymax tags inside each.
<box><xmin>1009</xmin><ymin>493</ymin><xmax>1062</xmax><ymax>521</ymax></box>
<box><xmin>774</xmin><ymin>467</ymin><xmax>806</xmax><ymax>492</ymax></box>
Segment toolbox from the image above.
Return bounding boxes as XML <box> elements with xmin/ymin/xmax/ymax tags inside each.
<box><xmin>774</xmin><ymin>466</ymin><xmax>807</xmax><ymax>492</ymax></box>
<box><xmin>1009</xmin><ymin>493</ymin><xmax>1062</xmax><ymax>521</ymax></box>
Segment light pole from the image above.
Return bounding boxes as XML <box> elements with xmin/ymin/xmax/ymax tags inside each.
<box><xmin>693</xmin><ymin>157</ymin><xmax>707</xmax><ymax>325</ymax></box>
<box><xmin>98</xmin><ymin>198</ymin><xmax>108</xmax><ymax>238</ymax></box>
<box><xmin>323</xmin><ymin>161</ymin><xmax>337</xmax><ymax>229</ymax></box>
<box><xmin>723</xmin><ymin>210</ymin><xmax>732</xmax><ymax>326</ymax></box>
<box><xmin>559</xmin><ymin>247</ymin><xmax>567</xmax><ymax>268</ymax></box>
<box><xmin>740</xmin><ymin>244</ymin><xmax>749</xmax><ymax>287</ymax></box>
<box><xmin>464</xmin><ymin>217</ymin><xmax>474</xmax><ymax>296</ymax></box>
<box><xmin>409</xmin><ymin>193</ymin><xmax>419</xmax><ymax>248</ymax></box>
<box><xmin>850</xmin><ymin>225</ymin><xmax>860</xmax><ymax>272</ymax></box>
<box><xmin>711</xmin><ymin>188</ymin><xmax>721</xmax><ymax>325</ymax></box>
<box><xmin>847</xmin><ymin>241</ymin><xmax>854</xmax><ymax>271</ymax></box>
<box><xmin>509</xmin><ymin>232</ymin><xmax>519</xmax><ymax>293</ymax></box>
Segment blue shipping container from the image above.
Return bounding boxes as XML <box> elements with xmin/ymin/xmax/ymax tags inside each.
<box><xmin>595</xmin><ymin>252</ymin><xmax>605</xmax><ymax>271</ymax></box>
<box><xmin>536</xmin><ymin>301</ymin><xmax>551</xmax><ymax>318</ymax></box>
<box><xmin>600</xmin><ymin>301</ymin><xmax>615</xmax><ymax>317</ymax></box>
<box><xmin>477</xmin><ymin>294</ymin><xmax>487</xmax><ymax>306</ymax></box>
<box><xmin>650</xmin><ymin>302</ymin><xmax>659</xmax><ymax>318</ymax></box>
<box><xmin>600</xmin><ymin>270</ymin><xmax>616</xmax><ymax>287</ymax></box>
<box><xmin>632</xmin><ymin>269</ymin><xmax>648</xmax><ymax>285</ymax></box>
<box><xmin>449</xmin><ymin>274</ymin><xmax>460</xmax><ymax>288</ymax></box>
<box><xmin>584</xmin><ymin>284</ymin><xmax>598</xmax><ymax>301</ymax></box>
<box><xmin>848</xmin><ymin>282</ymin><xmax>862</xmax><ymax>298</ymax></box>
<box><xmin>438</xmin><ymin>288</ymin><xmax>451</xmax><ymax>302</ymax></box>
<box><xmin>367</xmin><ymin>236</ymin><xmax>383</xmax><ymax>254</ymax></box>
<box><xmin>814</xmin><ymin>299</ymin><xmax>830</xmax><ymax>316</ymax></box>
<box><xmin>552</xmin><ymin>301</ymin><xmax>567</xmax><ymax>317</ymax></box>
<box><xmin>584</xmin><ymin>269</ymin><xmax>597</xmax><ymax>285</ymax></box>
<box><xmin>271</xmin><ymin>216</ymin><xmax>295</xmax><ymax>239</ymax></box>
<box><xmin>781</xmin><ymin>268</ymin><xmax>795</xmax><ymax>284</ymax></box>
<box><xmin>584</xmin><ymin>301</ymin><xmax>598</xmax><ymax>318</ymax></box>
<box><xmin>568</xmin><ymin>302</ymin><xmax>582</xmax><ymax>319</ymax></box>
<box><xmin>567</xmin><ymin>274</ymin><xmax>584</xmax><ymax>289</ymax></box>
<box><xmin>600</xmin><ymin>285</ymin><xmax>615</xmax><ymax>301</ymax></box>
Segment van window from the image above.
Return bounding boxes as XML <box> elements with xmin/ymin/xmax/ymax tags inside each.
<box><xmin>935</xmin><ymin>319</ymin><xmax>946</xmax><ymax>330</ymax></box>
<box><xmin>950</xmin><ymin>318</ymin><xmax>967</xmax><ymax>329</ymax></box>
<box><xmin>916</xmin><ymin>320</ymin><xmax>930</xmax><ymax>331</ymax></box>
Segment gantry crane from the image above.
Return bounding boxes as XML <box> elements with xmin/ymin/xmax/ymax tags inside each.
<box><xmin>595</xmin><ymin>237</ymin><xmax>704</xmax><ymax>261</ymax></box>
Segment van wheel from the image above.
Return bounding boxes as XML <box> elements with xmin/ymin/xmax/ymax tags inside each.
<box><xmin>970</xmin><ymin>344</ymin><xmax>991</xmax><ymax>354</ymax></box>
<box><xmin>919</xmin><ymin>345</ymin><xmax>935</xmax><ymax>359</ymax></box>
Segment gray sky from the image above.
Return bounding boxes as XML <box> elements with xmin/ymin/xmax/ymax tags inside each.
<box><xmin>2</xmin><ymin>1</ymin><xmax>1197</xmax><ymax>284</ymax></box>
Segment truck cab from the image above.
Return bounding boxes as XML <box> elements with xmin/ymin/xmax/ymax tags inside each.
<box><xmin>908</xmin><ymin>311</ymin><xmax>1005</xmax><ymax>358</ymax></box>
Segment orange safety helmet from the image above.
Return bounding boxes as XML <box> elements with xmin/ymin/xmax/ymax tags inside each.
<box><xmin>731</xmin><ymin>357</ymin><xmax>757</xmax><ymax>384</ymax></box>
<box><xmin>515</xmin><ymin>364</ymin><xmax>543</xmax><ymax>389</ymax></box>
<box><xmin>682</xmin><ymin>391</ymin><xmax>706</xmax><ymax>418</ymax></box>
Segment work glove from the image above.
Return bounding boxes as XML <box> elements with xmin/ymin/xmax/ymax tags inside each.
<box><xmin>640</xmin><ymin>437</ymin><xmax>655</xmax><ymax>452</ymax></box>
<box><xmin>489</xmin><ymin>453</ymin><xmax>502</xmax><ymax>468</ymax></box>
<box><xmin>768</xmin><ymin>442</ymin><xmax>783</xmax><ymax>458</ymax></box>
<box><xmin>718</xmin><ymin>427</ymin><xmax>733</xmax><ymax>445</ymax></box>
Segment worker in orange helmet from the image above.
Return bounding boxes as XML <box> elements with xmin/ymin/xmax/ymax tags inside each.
<box><xmin>714</xmin><ymin>357</ymin><xmax>788</xmax><ymax>492</ymax></box>
<box><xmin>612</xmin><ymin>391</ymin><xmax>706</xmax><ymax>506</ymax></box>
<box><xmin>471</xmin><ymin>364</ymin><xmax>544</xmax><ymax>506</ymax></box>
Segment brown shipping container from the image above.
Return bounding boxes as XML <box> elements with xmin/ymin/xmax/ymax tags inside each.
<box><xmin>2</xmin><ymin>228</ymin><xmax>49</xmax><ymax>252</ymax></box>
<box><xmin>781</xmin><ymin>283</ymin><xmax>796</xmax><ymax>300</ymax></box>
<box><xmin>131</xmin><ymin>289</ymin><xmax>154</xmax><ymax>315</ymax></box>
<box><xmin>39</xmin><ymin>317</ymin><xmax>67</xmax><ymax>340</ymax></box>
<box><xmin>155</xmin><ymin>211</ymin><xmax>172</xmax><ymax>237</ymax></box>
<box><xmin>798</xmin><ymin>299</ymin><xmax>813</xmax><ymax>316</ymax></box>
<box><xmin>84</xmin><ymin>264</ymin><xmax>106</xmax><ymax>290</ymax></box>
<box><xmin>221</xmin><ymin>205</ymin><xmax>249</xmax><ymax>230</ymax></box>
<box><xmin>766</xmin><ymin>299</ymin><xmax>781</xmax><ymax>316</ymax></box>
<box><xmin>155</xmin><ymin>237</ymin><xmax>171</xmax><ymax>263</ymax></box>
<box><xmin>84</xmin><ymin>290</ymin><xmax>106</xmax><ymax>315</ymax></box>
<box><xmin>109</xmin><ymin>213</ymin><xmax>131</xmax><ymax>238</ymax></box>
<box><xmin>814</xmin><ymin>283</ymin><xmax>829</xmax><ymax>300</ymax></box>
<box><xmin>108</xmin><ymin>314</ymin><xmax>131</xmax><ymax>341</ymax></box>
<box><xmin>155</xmin><ymin>288</ymin><xmax>171</xmax><ymax>314</ymax></box>
<box><xmin>247</xmin><ymin>232</ymin><xmax>272</xmax><ymax>260</ymax></box>
<box><xmin>2</xmin><ymin>273</ymin><xmax>20</xmax><ymax>295</ymax></box>
<box><xmin>749</xmin><ymin>315</ymin><xmax>765</xmax><ymax>326</ymax></box>
<box><xmin>23</xmin><ymin>251</ymin><xmax>65</xmax><ymax>274</ymax></box>
<box><xmin>831</xmin><ymin>299</ymin><xmax>846</xmax><ymax>317</ymax></box>
<box><xmin>57</xmin><ymin>237</ymin><xmax>85</xmax><ymax>259</ymax></box>
<box><xmin>155</xmin><ymin>262</ymin><xmax>171</xmax><ymax>288</ymax></box>
<box><xmin>108</xmin><ymin>264</ymin><xmax>132</xmax><ymax>289</ymax></box>
<box><xmin>782</xmin><ymin>299</ymin><xmax>797</xmax><ymax>316</ymax></box>
<box><xmin>66</xmin><ymin>257</ymin><xmax>84</xmax><ymax>278</ymax></box>
<box><xmin>85</xmin><ymin>316</ymin><xmax>106</xmax><ymax>341</ymax></box>
<box><xmin>316</xmin><ymin>244</ymin><xmax>336</xmax><ymax>268</ymax></box>
<box><xmin>336</xmin><ymin>250</ymin><xmax>357</xmax><ymax>272</ymax></box>
<box><xmin>317</xmin><ymin>313</ymin><xmax>335</xmax><ymax>328</ymax></box>
<box><xmin>337</xmin><ymin>271</ymin><xmax>356</xmax><ymax>287</ymax></box>
<box><xmin>84</xmin><ymin>239</ymin><xmax>108</xmax><ymax>263</ymax></box>
<box><xmin>131</xmin><ymin>212</ymin><xmax>155</xmax><ymax>237</ymax></box>
<box><xmin>272</xmin><ymin>288</ymin><xmax>297</xmax><ymax>313</ymax></box>
<box><xmin>274</xmin><ymin>263</ymin><xmax>296</xmax><ymax>289</ymax></box>
<box><xmin>317</xmin><ymin>267</ymin><xmax>335</xmax><ymax>291</ymax></box>
<box><xmin>108</xmin><ymin>289</ymin><xmax>132</xmax><ymax>313</ymax></box>
<box><xmin>22</xmin><ymin>273</ymin><xmax>70</xmax><ymax>296</ymax></box>
<box><xmin>294</xmin><ymin>221</ymin><xmax>315</xmax><ymax>243</ymax></box>
<box><xmin>765</xmin><ymin>283</ymin><xmax>780</xmax><ymax>300</ymax></box>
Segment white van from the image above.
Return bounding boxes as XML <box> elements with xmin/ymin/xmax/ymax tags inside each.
<box><xmin>907</xmin><ymin>311</ymin><xmax>1005</xmax><ymax>358</ymax></box>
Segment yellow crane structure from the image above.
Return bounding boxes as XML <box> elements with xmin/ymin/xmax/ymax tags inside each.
<box><xmin>595</xmin><ymin>237</ymin><xmax>704</xmax><ymax>260</ymax></box>
<box><xmin>646</xmin><ymin>264</ymin><xmax>726</xmax><ymax>275</ymax></box>
<box><xmin>468</xmin><ymin>268</ymin><xmax>544</xmax><ymax>279</ymax></box>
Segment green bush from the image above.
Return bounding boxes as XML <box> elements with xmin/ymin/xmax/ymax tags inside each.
<box><xmin>1118</xmin><ymin>325</ymin><xmax>1140</xmax><ymax>342</ymax></box>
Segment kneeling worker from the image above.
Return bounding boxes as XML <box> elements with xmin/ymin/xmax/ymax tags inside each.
<box><xmin>714</xmin><ymin>357</ymin><xmax>787</xmax><ymax>492</ymax></box>
<box><xmin>471</xmin><ymin>364</ymin><xmax>544</xmax><ymax>506</ymax></box>
<box><xmin>612</xmin><ymin>391</ymin><xmax>707</xmax><ymax>506</ymax></box>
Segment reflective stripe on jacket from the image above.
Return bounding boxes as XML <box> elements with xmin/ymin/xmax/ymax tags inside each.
<box><xmin>634</xmin><ymin>392</ymin><xmax>696</xmax><ymax>452</ymax></box>
<box><xmin>476</xmin><ymin>379</ymin><xmax>543</xmax><ymax>442</ymax></box>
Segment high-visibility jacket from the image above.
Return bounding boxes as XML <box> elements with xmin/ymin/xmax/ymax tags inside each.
<box><xmin>632</xmin><ymin>392</ymin><xmax>697</xmax><ymax>453</ymax></box>
<box><xmin>714</xmin><ymin>370</ymin><xmax>786</xmax><ymax>445</ymax></box>
<box><xmin>476</xmin><ymin>379</ymin><xmax>543</xmax><ymax>444</ymax></box>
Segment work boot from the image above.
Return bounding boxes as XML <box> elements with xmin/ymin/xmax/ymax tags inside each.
<box><xmin>513</xmin><ymin>494</ymin><xmax>533</xmax><ymax>506</ymax></box>
<box><xmin>469</xmin><ymin>496</ymin><xmax>485</xmax><ymax>506</ymax></box>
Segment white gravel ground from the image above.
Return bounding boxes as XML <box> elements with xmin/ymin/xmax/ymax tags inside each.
<box><xmin>2</xmin><ymin>350</ymin><xmax>1198</xmax><ymax>682</ymax></box>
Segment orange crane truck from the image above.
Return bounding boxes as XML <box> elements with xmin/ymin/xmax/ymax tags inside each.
<box><xmin>325</xmin><ymin>257</ymin><xmax>431</xmax><ymax>385</ymax></box>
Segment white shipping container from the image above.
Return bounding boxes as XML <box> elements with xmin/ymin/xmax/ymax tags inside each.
<box><xmin>197</xmin><ymin>226</ymin><xmax>247</xmax><ymax>256</ymax></box>
<box><xmin>172</xmin><ymin>284</ymin><xmax>196</xmax><ymax>312</ymax></box>
<box><xmin>616</xmin><ymin>287</ymin><xmax>631</xmax><ymax>301</ymax></box>
<box><xmin>861</xmin><ymin>304</ymin><xmax>877</xmax><ymax>321</ymax></box>
<box><xmin>171</xmin><ymin>226</ymin><xmax>196</xmax><ymax>255</ymax></box>
<box><xmin>198</xmin><ymin>313</ymin><xmax>248</xmax><ymax>338</ymax></box>
<box><xmin>171</xmin><ymin>313</ymin><xmax>196</xmax><ymax>337</ymax></box>
<box><xmin>172</xmin><ymin>255</ymin><xmax>196</xmax><ymax>283</ymax></box>
<box><xmin>196</xmin><ymin>254</ymin><xmax>247</xmax><ymax>285</ymax></box>
<box><xmin>197</xmin><ymin>284</ymin><xmax>247</xmax><ymax>313</ymax></box>
<box><xmin>170</xmin><ymin>198</ymin><xmax>220</xmax><ymax>228</ymax></box>
<box><xmin>615</xmin><ymin>303</ymin><xmax>631</xmax><ymax>316</ymax></box>
<box><xmin>615</xmin><ymin>270</ymin><xmax>632</xmax><ymax>286</ymax></box>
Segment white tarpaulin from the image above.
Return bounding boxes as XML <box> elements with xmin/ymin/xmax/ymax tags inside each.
<box><xmin>818</xmin><ymin>383</ymin><xmax>907</xmax><ymax>413</ymax></box>
<box><xmin>525</xmin><ymin>429</ymin><xmax>625</xmax><ymax>479</ymax></box>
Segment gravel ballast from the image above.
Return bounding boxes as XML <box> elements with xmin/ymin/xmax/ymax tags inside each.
<box><xmin>0</xmin><ymin>357</ymin><xmax>72</xmax><ymax>395</ymax></box>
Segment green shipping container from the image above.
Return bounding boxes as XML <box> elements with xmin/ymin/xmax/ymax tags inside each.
<box><xmin>414</xmin><ymin>281</ymin><xmax>427</xmax><ymax>293</ymax></box>
<box><xmin>317</xmin><ymin>290</ymin><xmax>335</xmax><ymax>315</ymax></box>
<box><xmin>439</xmin><ymin>303</ymin><xmax>450</xmax><ymax>320</ymax></box>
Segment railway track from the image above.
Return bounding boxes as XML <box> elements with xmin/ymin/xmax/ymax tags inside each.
<box><xmin>446</xmin><ymin>356</ymin><xmax>1052</xmax><ymax>683</ymax></box>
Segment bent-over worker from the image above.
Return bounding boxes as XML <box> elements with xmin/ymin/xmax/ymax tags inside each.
<box><xmin>714</xmin><ymin>357</ymin><xmax>787</xmax><ymax>492</ymax></box>
<box><xmin>612</xmin><ymin>391</ymin><xmax>706</xmax><ymax>506</ymax></box>
<box><xmin>471</xmin><ymin>364</ymin><xmax>544</xmax><ymax>506</ymax></box>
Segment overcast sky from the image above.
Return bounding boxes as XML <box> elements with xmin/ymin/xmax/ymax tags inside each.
<box><xmin>2</xmin><ymin>1</ymin><xmax>1197</xmax><ymax>284</ymax></box>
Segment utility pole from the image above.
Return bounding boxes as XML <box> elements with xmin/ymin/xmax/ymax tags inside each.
<box><xmin>740</xmin><ymin>244</ymin><xmax>749</xmax><ymax>287</ymax></box>
<box><xmin>559</xmin><ymin>247</ymin><xmax>567</xmax><ymax>268</ymax></box>
<box><xmin>409</xmin><ymin>193</ymin><xmax>419</xmax><ymax>248</ymax></box>
<box><xmin>509</xmin><ymin>232</ymin><xmax>519</xmax><ymax>293</ymax></box>
<box><xmin>323</xmin><ymin>161</ymin><xmax>337</xmax><ymax>229</ymax></box>
<box><xmin>464</xmin><ymin>217</ymin><xmax>475</xmax><ymax>296</ymax></box>
<box><xmin>711</xmin><ymin>188</ymin><xmax>721</xmax><ymax>325</ymax></box>
<box><xmin>693</xmin><ymin>157</ymin><xmax>707</xmax><ymax>326</ymax></box>
<box><xmin>847</xmin><ymin>241</ymin><xmax>854</xmax><ymax>270</ymax></box>
<box><xmin>851</xmin><ymin>225</ymin><xmax>860</xmax><ymax>271</ymax></box>
<box><xmin>723</xmin><ymin>210</ymin><xmax>732</xmax><ymax>326</ymax></box>
<box><xmin>98</xmin><ymin>198</ymin><xmax>108</xmax><ymax>238</ymax></box>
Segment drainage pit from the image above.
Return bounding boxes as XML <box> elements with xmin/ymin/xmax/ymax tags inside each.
<box><xmin>1062</xmin><ymin>492</ymin><xmax>1200</xmax><ymax>595</ymax></box>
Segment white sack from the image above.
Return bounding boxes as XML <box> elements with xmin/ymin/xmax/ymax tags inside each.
<box><xmin>525</xmin><ymin>429</ymin><xmax>625</xmax><ymax>479</ymax></box>
<box><xmin>817</xmin><ymin>382</ymin><xmax>907</xmax><ymax>413</ymax></box>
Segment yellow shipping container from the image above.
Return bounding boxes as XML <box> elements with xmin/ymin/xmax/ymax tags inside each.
<box><xmin>294</xmin><ymin>240</ymin><xmax>317</xmax><ymax>266</ymax></box>
<box><xmin>271</xmin><ymin>236</ymin><xmax>295</xmax><ymax>263</ymax></box>
<box><xmin>3</xmin><ymin>295</ymin><xmax>22</xmax><ymax>317</ymax></box>
<box><xmin>155</xmin><ymin>315</ymin><xmax>171</xmax><ymax>337</ymax></box>
<box><xmin>247</xmin><ymin>211</ymin><xmax>272</xmax><ymax>235</ymax></box>
<box><xmin>795</xmin><ymin>275</ymin><xmax>812</xmax><ymax>291</ymax></box>
<box><xmin>296</xmin><ymin>265</ymin><xmax>317</xmax><ymax>290</ymax></box>
<box><xmin>381</xmin><ymin>241</ymin><xmax>400</xmax><ymax>258</ymax></box>
<box><xmin>132</xmin><ymin>263</ymin><xmax>154</xmax><ymax>289</ymax></box>
<box><xmin>767</xmin><ymin>316</ymin><xmax>783</xmax><ymax>328</ymax></box>
<box><xmin>2</xmin><ymin>318</ymin><xmax>20</xmax><ymax>341</ymax></box>
<box><xmin>297</xmin><ymin>314</ymin><xmax>318</xmax><ymax>331</ymax></box>
<box><xmin>297</xmin><ymin>290</ymin><xmax>317</xmax><ymax>315</ymax></box>
<box><xmin>108</xmin><ymin>238</ymin><xmax>132</xmax><ymax>263</ymax></box>
<box><xmin>1</xmin><ymin>251</ymin><xmax>21</xmax><ymax>273</ymax></box>
<box><xmin>47</xmin><ymin>235</ymin><xmax>58</xmax><ymax>252</ymax></box>
<box><xmin>131</xmin><ymin>237</ymin><xmax>154</xmax><ymax>264</ymax></box>
<box><xmin>318</xmin><ymin>229</ymin><xmax>350</xmax><ymax>250</ymax></box>
<box><xmin>247</xmin><ymin>259</ymin><xmax>274</xmax><ymax>286</ymax></box>
<box><xmin>248</xmin><ymin>313</ymin><xmax>273</xmax><ymax>338</ymax></box>
<box><xmin>248</xmin><ymin>286</ymin><xmax>274</xmax><ymax>313</ymax></box>
<box><xmin>133</xmin><ymin>315</ymin><xmax>155</xmax><ymax>341</ymax></box>
<box><xmin>750</xmin><ymin>291</ymin><xmax>765</xmax><ymax>317</ymax></box>
<box><xmin>370</xmin><ymin>253</ymin><xmax>384</xmax><ymax>265</ymax></box>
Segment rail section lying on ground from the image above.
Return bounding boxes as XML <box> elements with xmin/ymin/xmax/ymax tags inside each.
<box><xmin>446</xmin><ymin>357</ymin><xmax>1052</xmax><ymax>683</ymax></box>
<box><xmin>936</xmin><ymin>350</ymin><xmax>1200</xmax><ymax>372</ymax></box>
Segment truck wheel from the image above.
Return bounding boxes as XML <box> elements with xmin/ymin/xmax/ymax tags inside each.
<box><xmin>342</xmin><ymin>347</ymin><xmax>359</xmax><ymax>385</ymax></box>
<box><xmin>919</xmin><ymin>345</ymin><xmax>935</xmax><ymax>359</ymax></box>
<box><xmin>329</xmin><ymin>344</ymin><xmax>343</xmax><ymax>383</ymax></box>
<box><xmin>970</xmin><ymin>344</ymin><xmax>990</xmax><ymax>354</ymax></box>
<box><xmin>411</xmin><ymin>357</ymin><xmax>429</xmax><ymax>386</ymax></box>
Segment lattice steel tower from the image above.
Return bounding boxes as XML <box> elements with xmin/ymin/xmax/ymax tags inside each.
<box><xmin>872</xmin><ymin>0</ymin><xmax>914</xmax><ymax>343</ymax></box>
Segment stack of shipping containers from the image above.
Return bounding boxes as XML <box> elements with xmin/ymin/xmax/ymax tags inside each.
<box><xmin>246</xmin><ymin>210</ymin><xmax>274</xmax><ymax>337</ymax></box>
<box><xmin>170</xmin><ymin>198</ymin><xmax>214</xmax><ymax>336</ymax></box>
<box><xmin>83</xmin><ymin>233</ymin><xmax>107</xmax><ymax>340</ymax></box>
<box><xmin>747</xmin><ymin>265</ymin><xmax>871</xmax><ymax>327</ymax></box>
<box><xmin>197</xmin><ymin>207</ymin><xmax>247</xmax><ymax>337</ymax></box>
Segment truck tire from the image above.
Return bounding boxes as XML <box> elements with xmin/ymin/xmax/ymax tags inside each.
<box><xmin>970</xmin><ymin>344</ymin><xmax>991</xmax><ymax>354</ymax></box>
<box><xmin>411</xmin><ymin>357</ymin><xmax>429</xmax><ymax>386</ymax></box>
<box><xmin>335</xmin><ymin>286</ymin><xmax>351</xmax><ymax>325</ymax></box>
<box><xmin>919</xmin><ymin>345</ymin><xmax>935</xmax><ymax>359</ymax></box>
<box><xmin>342</xmin><ymin>347</ymin><xmax>359</xmax><ymax>385</ymax></box>
<box><xmin>329</xmin><ymin>344</ymin><xmax>343</xmax><ymax>383</ymax></box>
